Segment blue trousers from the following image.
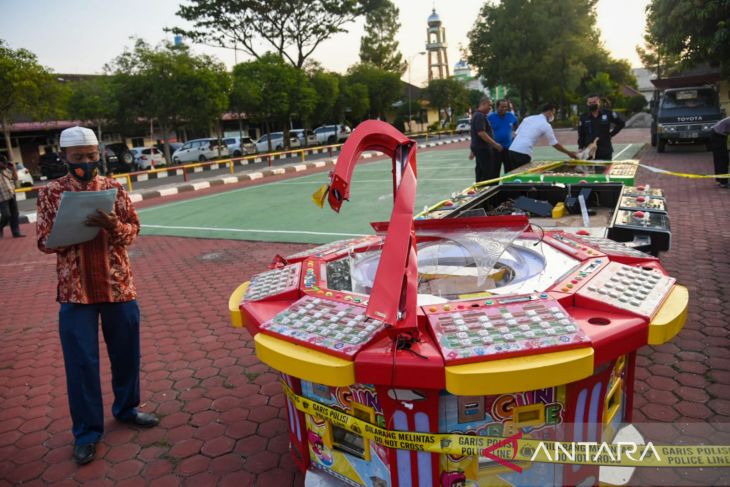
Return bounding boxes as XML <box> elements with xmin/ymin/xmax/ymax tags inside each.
<box><xmin>59</xmin><ymin>301</ymin><xmax>141</xmax><ymax>445</ymax></box>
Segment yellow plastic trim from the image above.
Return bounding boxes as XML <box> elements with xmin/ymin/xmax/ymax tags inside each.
<box><xmin>648</xmin><ymin>285</ymin><xmax>688</xmax><ymax>345</ymax></box>
<box><xmin>603</xmin><ymin>378</ymin><xmax>623</xmax><ymax>427</ymax></box>
<box><xmin>445</xmin><ymin>347</ymin><xmax>595</xmax><ymax>395</ymax></box>
<box><xmin>228</xmin><ymin>282</ymin><xmax>249</xmax><ymax>328</ymax></box>
<box><xmin>512</xmin><ymin>403</ymin><xmax>545</xmax><ymax>427</ymax></box>
<box><xmin>254</xmin><ymin>333</ymin><xmax>355</xmax><ymax>386</ymax></box>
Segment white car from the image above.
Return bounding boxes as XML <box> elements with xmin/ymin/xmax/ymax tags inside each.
<box><xmin>254</xmin><ymin>132</ymin><xmax>300</xmax><ymax>153</ymax></box>
<box><xmin>455</xmin><ymin>118</ymin><xmax>471</xmax><ymax>134</ymax></box>
<box><xmin>291</xmin><ymin>129</ymin><xmax>319</xmax><ymax>147</ymax></box>
<box><xmin>130</xmin><ymin>147</ymin><xmax>164</xmax><ymax>170</ymax></box>
<box><xmin>313</xmin><ymin>124</ymin><xmax>351</xmax><ymax>145</ymax></box>
<box><xmin>13</xmin><ymin>162</ymin><xmax>33</xmax><ymax>187</ymax></box>
<box><xmin>171</xmin><ymin>138</ymin><xmax>229</xmax><ymax>164</ymax></box>
<box><xmin>224</xmin><ymin>136</ymin><xmax>256</xmax><ymax>157</ymax></box>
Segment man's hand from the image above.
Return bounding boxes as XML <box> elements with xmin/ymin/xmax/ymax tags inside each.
<box><xmin>468</xmin><ymin>151</ymin><xmax>475</xmax><ymax>160</ymax></box>
<box><xmin>568</xmin><ymin>151</ymin><xmax>579</xmax><ymax>159</ymax></box>
<box><xmin>85</xmin><ymin>209</ymin><xmax>118</xmax><ymax>231</ymax></box>
<box><xmin>493</xmin><ymin>143</ymin><xmax>503</xmax><ymax>152</ymax></box>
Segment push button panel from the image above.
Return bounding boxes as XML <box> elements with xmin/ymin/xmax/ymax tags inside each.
<box><xmin>545</xmin><ymin>232</ymin><xmax>606</xmax><ymax>261</ymax></box>
<box><xmin>576</xmin><ymin>261</ymin><xmax>675</xmax><ymax>318</ymax></box>
<box><xmin>244</xmin><ymin>264</ymin><xmax>301</xmax><ymax>302</ymax></box>
<box><xmin>549</xmin><ymin>258</ymin><xmax>608</xmax><ymax>295</ymax></box>
<box><xmin>426</xmin><ymin>294</ymin><xmax>591</xmax><ymax>365</ymax></box>
<box><xmin>614</xmin><ymin>209</ymin><xmax>670</xmax><ymax>231</ymax></box>
<box><xmin>619</xmin><ymin>195</ymin><xmax>667</xmax><ymax>213</ymax></box>
<box><xmin>569</xmin><ymin>235</ymin><xmax>655</xmax><ymax>259</ymax></box>
<box><xmin>622</xmin><ymin>185</ymin><xmax>665</xmax><ymax>198</ymax></box>
<box><xmin>260</xmin><ymin>295</ymin><xmax>385</xmax><ymax>358</ymax></box>
<box><xmin>608</xmin><ymin>162</ymin><xmax>639</xmax><ymax>177</ymax></box>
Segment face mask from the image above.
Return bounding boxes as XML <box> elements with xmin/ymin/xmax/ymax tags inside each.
<box><xmin>588</xmin><ymin>103</ymin><xmax>599</xmax><ymax>112</ymax></box>
<box><xmin>547</xmin><ymin>115</ymin><xmax>555</xmax><ymax>123</ymax></box>
<box><xmin>67</xmin><ymin>161</ymin><xmax>99</xmax><ymax>181</ymax></box>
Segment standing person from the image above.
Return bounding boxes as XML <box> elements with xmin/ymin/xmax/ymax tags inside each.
<box><xmin>488</xmin><ymin>100</ymin><xmax>519</xmax><ymax>175</ymax></box>
<box><xmin>508</xmin><ymin>104</ymin><xmax>578</xmax><ymax>171</ymax></box>
<box><xmin>0</xmin><ymin>154</ymin><xmax>25</xmax><ymax>238</ymax></box>
<box><xmin>469</xmin><ymin>96</ymin><xmax>503</xmax><ymax>183</ymax></box>
<box><xmin>577</xmin><ymin>94</ymin><xmax>625</xmax><ymax>160</ymax></box>
<box><xmin>36</xmin><ymin>126</ymin><xmax>159</xmax><ymax>466</ymax></box>
<box><xmin>710</xmin><ymin>116</ymin><xmax>730</xmax><ymax>188</ymax></box>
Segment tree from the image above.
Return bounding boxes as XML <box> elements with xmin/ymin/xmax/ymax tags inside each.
<box><xmin>335</xmin><ymin>77</ymin><xmax>370</xmax><ymax>124</ymax></box>
<box><xmin>170</xmin><ymin>0</ymin><xmax>366</xmax><ymax>69</ymax></box>
<box><xmin>107</xmin><ymin>40</ymin><xmax>230</xmax><ymax>163</ymax></box>
<box><xmin>641</xmin><ymin>0</ymin><xmax>730</xmax><ymax>76</ymax></box>
<box><xmin>230</xmin><ymin>54</ymin><xmax>316</xmax><ymax>150</ymax></box>
<box><xmin>467</xmin><ymin>89</ymin><xmax>485</xmax><ymax>111</ymax></box>
<box><xmin>468</xmin><ymin>0</ymin><xmax>610</xmax><ymax>117</ymax></box>
<box><xmin>636</xmin><ymin>32</ymin><xmax>681</xmax><ymax>79</ymax></box>
<box><xmin>0</xmin><ymin>40</ymin><xmax>67</xmax><ymax>158</ymax></box>
<box><xmin>359</xmin><ymin>0</ymin><xmax>405</xmax><ymax>74</ymax></box>
<box><xmin>309</xmin><ymin>70</ymin><xmax>341</xmax><ymax>126</ymax></box>
<box><xmin>66</xmin><ymin>77</ymin><xmax>118</xmax><ymax>145</ymax></box>
<box><xmin>346</xmin><ymin>63</ymin><xmax>401</xmax><ymax>120</ymax></box>
<box><xmin>423</xmin><ymin>78</ymin><xmax>468</xmax><ymax>125</ymax></box>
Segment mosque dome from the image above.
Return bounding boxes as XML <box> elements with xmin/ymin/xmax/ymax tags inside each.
<box><xmin>428</xmin><ymin>9</ymin><xmax>441</xmax><ymax>27</ymax></box>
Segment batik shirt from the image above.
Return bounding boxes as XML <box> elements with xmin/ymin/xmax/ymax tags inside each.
<box><xmin>36</xmin><ymin>175</ymin><xmax>140</xmax><ymax>304</ymax></box>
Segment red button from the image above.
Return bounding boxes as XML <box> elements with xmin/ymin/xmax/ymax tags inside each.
<box><xmin>571</xmin><ymin>279</ymin><xmax>578</xmax><ymax>284</ymax></box>
<box><xmin>633</xmin><ymin>211</ymin><xmax>645</xmax><ymax>219</ymax></box>
<box><xmin>636</xmin><ymin>196</ymin><xmax>646</xmax><ymax>203</ymax></box>
<box><xmin>444</xmin><ymin>200</ymin><xmax>453</xmax><ymax>206</ymax></box>
<box><xmin>468</xmin><ymin>190</ymin><xmax>476</xmax><ymax>195</ymax></box>
<box><xmin>577</xmin><ymin>230</ymin><xmax>590</xmax><ymax>236</ymax></box>
<box><xmin>637</xmin><ymin>185</ymin><xmax>645</xmax><ymax>191</ymax></box>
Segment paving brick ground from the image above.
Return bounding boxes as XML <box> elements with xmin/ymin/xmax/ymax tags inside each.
<box><xmin>0</xmin><ymin>128</ymin><xmax>728</xmax><ymax>486</ymax></box>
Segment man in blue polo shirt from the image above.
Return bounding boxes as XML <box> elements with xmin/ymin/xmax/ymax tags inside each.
<box><xmin>488</xmin><ymin>100</ymin><xmax>519</xmax><ymax>175</ymax></box>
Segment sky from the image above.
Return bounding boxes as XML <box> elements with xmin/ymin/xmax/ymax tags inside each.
<box><xmin>0</xmin><ymin>0</ymin><xmax>650</xmax><ymax>86</ymax></box>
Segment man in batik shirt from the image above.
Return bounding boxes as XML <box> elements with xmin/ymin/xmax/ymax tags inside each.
<box><xmin>36</xmin><ymin>126</ymin><xmax>159</xmax><ymax>465</ymax></box>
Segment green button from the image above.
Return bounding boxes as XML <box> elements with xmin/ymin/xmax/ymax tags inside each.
<box><xmin>485</xmin><ymin>300</ymin><xmax>494</xmax><ymax>305</ymax></box>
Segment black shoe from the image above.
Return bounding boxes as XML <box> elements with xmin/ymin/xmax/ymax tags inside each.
<box><xmin>718</xmin><ymin>183</ymin><xmax>728</xmax><ymax>188</ymax></box>
<box><xmin>118</xmin><ymin>412</ymin><xmax>160</xmax><ymax>428</ymax></box>
<box><xmin>73</xmin><ymin>443</ymin><xmax>96</xmax><ymax>465</ymax></box>
<box><xmin>12</xmin><ymin>234</ymin><xmax>26</xmax><ymax>238</ymax></box>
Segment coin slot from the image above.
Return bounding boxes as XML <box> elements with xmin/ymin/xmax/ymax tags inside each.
<box><xmin>588</xmin><ymin>317</ymin><xmax>611</xmax><ymax>326</ymax></box>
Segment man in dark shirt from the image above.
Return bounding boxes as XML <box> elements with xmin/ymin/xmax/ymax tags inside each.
<box><xmin>710</xmin><ymin>116</ymin><xmax>730</xmax><ymax>188</ymax></box>
<box><xmin>577</xmin><ymin>95</ymin><xmax>625</xmax><ymax>160</ymax></box>
<box><xmin>470</xmin><ymin>97</ymin><xmax>503</xmax><ymax>183</ymax></box>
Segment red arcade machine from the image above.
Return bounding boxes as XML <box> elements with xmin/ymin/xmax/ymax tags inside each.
<box><xmin>229</xmin><ymin>121</ymin><xmax>688</xmax><ymax>487</ymax></box>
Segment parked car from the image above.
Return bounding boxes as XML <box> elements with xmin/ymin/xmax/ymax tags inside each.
<box><xmin>455</xmin><ymin>117</ymin><xmax>471</xmax><ymax>134</ymax></box>
<box><xmin>171</xmin><ymin>138</ymin><xmax>229</xmax><ymax>163</ymax></box>
<box><xmin>155</xmin><ymin>142</ymin><xmax>183</xmax><ymax>156</ymax></box>
<box><xmin>13</xmin><ymin>162</ymin><xmax>34</xmax><ymax>187</ymax></box>
<box><xmin>254</xmin><ymin>132</ymin><xmax>299</xmax><ymax>153</ymax></box>
<box><xmin>313</xmin><ymin>124</ymin><xmax>351</xmax><ymax>144</ymax></box>
<box><xmin>39</xmin><ymin>149</ymin><xmax>67</xmax><ymax>179</ymax></box>
<box><xmin>104</xmin><ymin>143</ymin><xmax>135</xmax><ymax>173</ymax></box>
<box><xmin>291</xmin><ymin>129</ymin><xmax>318</xmax><ymax>147</ymax></box>
<box><xmin>224</xmin><ymin>136</ymin><xmax>256</xmax><ymax>157</ymax></box>
<box><xmin>130</xmin><ymin>147</ymin><xmax>165</xmax><ymax>170</ymax></box>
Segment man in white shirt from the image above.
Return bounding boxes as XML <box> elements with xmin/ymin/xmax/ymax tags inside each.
<box><xmin>507</xmin><ymin>104</ymin><xmax>578</xmax><ymax>172</ymax></box>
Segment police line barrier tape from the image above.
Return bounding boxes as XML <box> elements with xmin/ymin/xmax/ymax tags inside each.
<box><xmin>281</xmin><ymin>382</ymin><xmax>730</xmax><ymax>468</ymax></box>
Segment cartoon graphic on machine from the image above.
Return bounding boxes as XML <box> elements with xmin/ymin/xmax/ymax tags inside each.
<box><xmin>228</xmin><ymin>121</ymin><xmax>688</xmax><ymax>487</ymax></box>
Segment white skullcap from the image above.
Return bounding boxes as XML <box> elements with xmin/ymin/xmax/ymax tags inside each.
<box><xmin>59</xmin><ymin>126</ymin><xmax>99</xmax><ymax>148</ymax></box>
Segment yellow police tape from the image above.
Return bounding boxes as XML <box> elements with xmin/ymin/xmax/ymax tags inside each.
<box><xmin>282</xmin><ymin>382</ymin><xmax>730</xmax><ymax>468</ymax></box>
<box><xmin>567</xmin><ymin>159</ymin><xmax>730</xmax><ymax>179</ymax></box>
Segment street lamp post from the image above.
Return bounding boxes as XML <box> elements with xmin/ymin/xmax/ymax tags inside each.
<box><xmin>407</xmin><ymin>51</ymin><xmax>426</xmax><ymax>133</ymax></box>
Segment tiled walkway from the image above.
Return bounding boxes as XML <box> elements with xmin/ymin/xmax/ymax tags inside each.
<box><xmin>0</xmin><ymin>130</ymin><xmax>728</xmax><ymax>486</ymax></box>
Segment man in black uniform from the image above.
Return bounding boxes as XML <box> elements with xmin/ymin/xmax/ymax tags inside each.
<box><xmin>577</xmin><ymin>95</ymin><xmax>625</xmax><ymax>160</ymax></box>
<box><xmin>469</xmin><ymin>96</ymin><xmax>503</xmax><ymax>183</ymax></box>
